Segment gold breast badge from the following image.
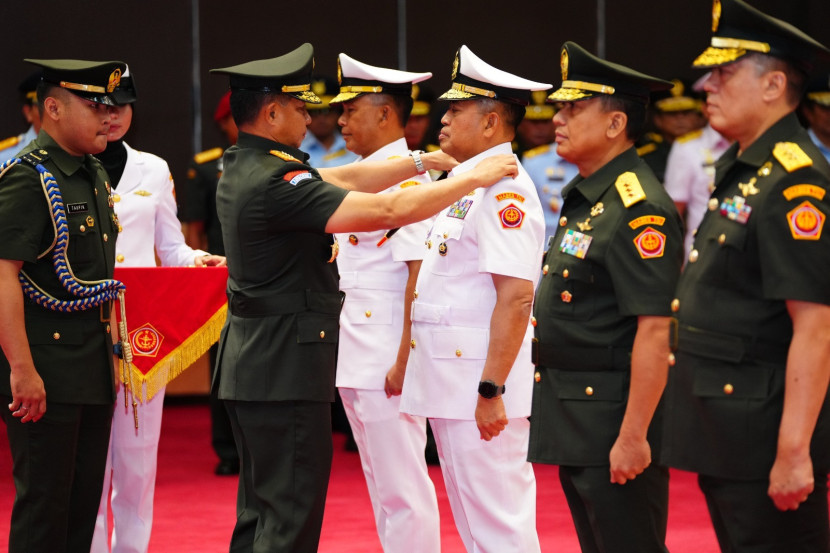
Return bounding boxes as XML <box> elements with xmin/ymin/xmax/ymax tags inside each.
<box><xmin>738</xmin><ymin>177</ymin><xmax>759</xmax><ymax>197</ymax></box>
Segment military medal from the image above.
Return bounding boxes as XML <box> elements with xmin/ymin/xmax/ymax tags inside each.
<box><xmin>720</xmin><ymin>195</ymin><xmax>752</xmax><ymax>224</ymax></box>
<box><xmin>447</xmin><ymin>198</ymin><xmax>473</xmax><ymax>219</ymax></box>
<box><xmin>590</xmin><ymin>202</ymin><xmax>604</xmax><ymax>217</ymax></box>
<box><xmin>438</xmin><ymin>242</ymin><xmax>448</xmax><ymax>256</ymax></box>
<box><xmin>559</xmin><ymin>229</ymin><xmax>592</xmax><ymax>259</ymax></box>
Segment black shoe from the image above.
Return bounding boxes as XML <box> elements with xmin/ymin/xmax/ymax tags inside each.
<box><xmin>215</xmin><ymin>459</ymin><xmax>240</xmax><ymax>476</ymax></box>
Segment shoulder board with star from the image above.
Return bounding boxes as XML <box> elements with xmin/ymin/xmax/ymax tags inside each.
<box><xmin>193</xmin><ymin>147</ymin><xmax>223</xmax><ymax>165</ymax></box>
<box><xmin>675</xmin><ymin>128</ymin><xmax>704</xmax><ymax>144</ymax></box>
<box><xmin>615</xmin><ymin>171</ymin><xmax>647</xmax><ymax>208</ymax></box>
<box><xmin>523</xmin><ymin>144</ymin><xmax>551</xmax><ymax>159</ymax></box>
<box><xmin>270</xmin><ymin>149</ymin><xmax>301</xmax><ymax>163</ymax></box>
<box><xmin>772</xmin><ymin>142</ymin><xmax>813</xmax><ymax>173</ymax></box>
<box><xmin>0</xmin><ymin>135</ymin><xmax>21</xmax><ymax>151</ymax></box>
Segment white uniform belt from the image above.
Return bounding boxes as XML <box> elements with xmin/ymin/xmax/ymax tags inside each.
<box><xmin>411</xmin><ymin>302</ymin><xmax>491</xmax><ymax>328</ymax></box>
<box><xmin>339</xmin><ymin>271</ymin><xmax>406</xmax><ymax>292</ymax></box>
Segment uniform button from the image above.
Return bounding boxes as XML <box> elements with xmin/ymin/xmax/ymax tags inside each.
<box><xmin>560</xmin><ymin>290</ymin><xmax>573</xmax><ymax>303</ymax></box>
<box><xmin>113</xmin><ymin>194</ymin><xmax>121</xmax><ymax>203</ymax></box>
<box><xmin>116</xmin><ymin>254</ymin><xmax>125</xmax><ymax>263</ymax></box>
<box><xmin>53</xmin><ymin>332</ymin><xmax>60</xmax><ymax>340</ymax></box>
<box><xmin>413</xmin><ymin>290</ymin><xmax>418</xmax><ymax>298</ymax></box>
<box><xmin>542</xmin><ymin>264</ymin><xmax>549</xmax><ymax>275</ymax></box>
<box><xmin>668</xmin><ymin>353</ymin><xmax>675</xmax><ymax>366</ymax></box>
<box><xmin>585</xmin><ymin>386</ymin><xmax>594</xmax><ymax>396</ymax></box>
<box><xmin>688</xmin><ymin>249</ymin><xmax>699</xmax><ymax>263</ymax></box>
<box><xmin>718</xmin><ymin>233</ymin><xmax>726</xmax><ymax>245</ymax></box>
<box><xmin>531</xmin><ymin>316</ymin><xmax>537</xmax><ymax>327</ymax></box>
<box><xmin>410</xmin><ymin>339</ymin><xmax>416</xmax><ymax>349</ymax></box>
<box><xmin>443</xmin><ymin>232</ymin><xmax>449</xmax><ymax>239</ymax></box>
<box><xmin>103</xmin><ymin>233</ymin><xmax>109</xmax><ymax>242</ymax></box>
<box><xmin>455</xmin><ymin>349</ymin><xmax>462</xmax><ymax>357</ymax></box>
<box><xmin>348</xmin><ymin>234</ymin><xmax>358</xmax><ymax>245</ymax></box>
<box><xmin>708</xmin><ymin>198</ymin><xmax>719</xmax><ymax>211</ymax></box>
<box><xmin>671</xmin><ymin>298</ymin><xmax>680</xmax><ymax>312</ymax></box>
<box><xmin>534</xmin><ymin>371</ymin><xmax>541</xmax><ymax>382</ymax></box>
<box><xmin>319</xmin><ymin>331</ymin><xmax>325</xmax><ymax>339</ymax></box>
<box><xmin>562</xmin><ymin>268</ymin><xmax>569</xmax><ymax>278</ymax></box>
<box><xmin>106</xmin><ymin>324</ymin><xmax>111</xmax><ymax>334</ymax></box>
<box><xmin>723</xmin><ymin>383</ymin><xmax>734</xmax><ymax>395</ymax></box>
<box><xmin>79</xmin><ymin>225</ymin><xmax>86</xmax><ymax>232</ymax></box>
<box><xmin>364</xmin><ymin>310</ymin><xmax>372</xmax><ymax>318</ymax></box>
<box><xmin>427</xmin><ymin>240</ymin><xmax>432</xmax><ymax>249</ymax></box>
<box><xmin>559</xmin><ymin>216</ymin><xmax>567</xmax><ymax>227</ymax></box>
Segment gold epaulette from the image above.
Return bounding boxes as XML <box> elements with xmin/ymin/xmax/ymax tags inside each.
<box><xmin>615</xmin><ymin>171</ymin><xmax>647</xmax><ymax>208</ymax></box>
<box><xmin>193</xmin><ymin>147</ymin><xmax>223</xmax><ymax>164</ymax></box>
<box><xmin>676</xmin><ymin>128</ymin><xmax>704</xmax><ymax>144</ymax></box>
<box><xmin>646</xmin><ymin>132</ymin><xmax>664</xmax><ymax>143</ymax></box>
<box><xmin>523</xmin><ymin>144</ymin><xmax>551</xmax><ymax>160</ymax></box>
<box><xmin>0</xmin><ymin>135</ymin><xmax>21</xmax><ymax>151</ymax></box>
<box><xmin>270</xmin><ymin>149</ymin><xmax>301</xmax><ymax>163</ymax></box>
<box><xmin>773</xmin><ymin>142</ymin><xmax>813</xmax><ymax>173</ymax></box>
<box><xmin>636</xmin><ymin>142</ymin><xmax>658</xmax><ymax>156</ymax></box>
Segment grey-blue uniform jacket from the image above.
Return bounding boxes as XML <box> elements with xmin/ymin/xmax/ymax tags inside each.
<box><xmin>529</xmin><ymin>147</ymin><xmax>683</xmax><ymax>466</ymax></box>
<box><xmin>214</xmin><ymin>132</ymin><xmax>349</xmax><ymax>403</ymax></box>
<box><xmin>0</xmin><ymin>131</ymin><xmax>119</xmax><ymax>404</ymax></box>
<box><xmin>662</xmin><ymin>113</ymin><xmax>830</xmax><ymax>479</ymax></box>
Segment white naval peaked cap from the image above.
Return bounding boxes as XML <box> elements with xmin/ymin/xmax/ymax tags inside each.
<box><xmin>329</xmin><ymin>53</ymin><xmax>432</xmax><ymax>104</ymax></box>
<box><xmin>439</xmin><ymin>45</ymin><xmax>552</xmax><ymax>106</ymax></box>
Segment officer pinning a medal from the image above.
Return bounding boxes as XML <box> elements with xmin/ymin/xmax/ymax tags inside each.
<box><xmin>398</xmin><ymin>45</ymin><xmax>548</xmax><ymax>552</ymax></box>
<box><xmin>209</xmin><ymin>43</ymin><xmax>518</xmax><ymax>553</ymax></box>
<box><xmin>661</xmin><ymin>1</ymin><xmax>830</xmax><ymax>551</ymax></box>
<box><xmin>328</xmin><ymin>53</ymin><xmax>441</xmax><ymax>553</ymax></box>
<box><xmin>527</xmin><ymin>41</ymin><xmax>683</xmax><ymax>553</ymax></box>
<box><xmin>0</xmin><ymin>59</ymin><xmax>125</xmax><ymax>552</ymax></box>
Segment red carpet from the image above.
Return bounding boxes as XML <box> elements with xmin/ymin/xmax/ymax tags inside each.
<box><xmin>0</xmin><ymin>402</ymin><xmax>730</xmax><ymax>551</ymax></box>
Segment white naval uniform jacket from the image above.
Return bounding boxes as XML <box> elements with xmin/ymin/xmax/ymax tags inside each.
<box><xmin>335</xmin><ymin>138</ymin><xmax>433</xmax><ymax>390</ymax></box>
<box><xmin>113</xmin><ymin>143</ymin><xmax>207</xmax><ymax>268</ymax></box>
<box><xmin>400</xmin><ymin>142</ymin><xmax>545</xmax><ymax>420</ymax></box>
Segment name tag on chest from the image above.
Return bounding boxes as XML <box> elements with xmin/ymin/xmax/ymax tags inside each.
<box><xmin>66</xmin><ymin>202</ymin><xmax>90</xmax><ymax>214</ymax></box>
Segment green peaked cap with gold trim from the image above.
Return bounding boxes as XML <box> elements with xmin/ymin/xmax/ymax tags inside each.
<box><xmin>210</xmin><ymin>43</ymin><xmax>321</xmax><ymax>104</ymax></box>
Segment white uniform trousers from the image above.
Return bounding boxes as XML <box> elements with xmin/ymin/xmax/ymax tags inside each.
<box><xmin>91</xmin><ymin>384</ymin><xmax>166</xmax><ymax>553</ymax></box>
<box><xmin>429</xmin><ymin>417</ymin><xmax>540</xmax><ymax>553</ymax></box>
<box><xmin>339</xmin><ymin>388</ymin><xmax>440</xmax><ymax>553</ymax></box>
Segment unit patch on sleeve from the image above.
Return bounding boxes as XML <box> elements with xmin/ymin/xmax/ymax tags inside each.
<box><xmin>499</xmin><ymin>204</ymin><xmax>525</xmax><ymax>229</ymax></box>
<box><xmin>495</xmin><ymin>192</ymin><xmax>526</xmax><ymax>203</ymax></box>
<box><xmin>783</xmin><ymin>184</ymin><xmax>826</xmax><ymax>201</ymax></box>
<box><xmin>633</xmin><ymin>227</ymin><xmax>666</xmax><ymax>259</ymax></box>
<box><xmin>628</xmin><ymin>215</ymin><xmax>666</xmax><ymax>229</ymax></box>
<box><xmin>284</xmin><ymin>170</ymin><xmax>313</xmax><ymax>186</ymax></box>
<box><xmin>773</xmin><ymin>142</ymin><xmax>812</xmax><ymax>173</ymax></box>
<box><xmin>787</xmin><ymin>200</ymin><xmax>825</xmax><ymax>240</ymax></box>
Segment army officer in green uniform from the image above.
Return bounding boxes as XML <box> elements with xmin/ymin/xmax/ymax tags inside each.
<box><xmin>0</xmin><ymin>59</ymin><xmax>124</xmax><ymax>553</ymax></box>
<box><xmin>661</xmin><ymin>1</ymin><xmax>830</xmax><ymax>551</ymax></box>
<box><xmin>528</xmin><ymin>42</ymin><xmax>683</xmax><ymax>553</ymax></box>
<box><xmin>210</xmin><ymin>43</ymin><xmax>519</xmax><ymax>553</ymax></box>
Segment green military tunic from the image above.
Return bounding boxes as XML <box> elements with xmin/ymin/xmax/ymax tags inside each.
<box><xmin>214</xmin><ymin>132</ymin><xmax>349</xmax><ymax>402</ymax></box>
<box><xmin>528</xmin><ymin>147</ymin><xmax>683</xmax><ymax>466</ymax></box>
<box><xmin>0</xmin><ymin>131</ymin><xmax>118</xmax><ymax>403</ymax></box>
<box><xmin>182</xmin><ymin>146</ymin><xmax>225</xmax><ymax>255</ymax></box>
<box><xmin>662</xmin><ymin>112</ymin><xmax>830</xmax><ymax>479</ymax></box>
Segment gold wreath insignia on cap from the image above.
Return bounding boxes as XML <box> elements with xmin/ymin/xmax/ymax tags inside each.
<box><xmin>712</xmin><ymin>0</ymin><xmax>721</xmax><ymax>32</ymax></box>
<box><xmin>451</xmin><ymin>51</ymin><xmax>459</xmax><ymax>80</ymax></box>
<box><xmin>336</xmin><ymin>59</ymin><xmax>342</xmax><ymax>85</ymax></box>
<box><xmin>107</xmin><ymin>68</ymin><xmax>122</xmax><ymax>93</ymax></box>
<box><xmin>560</xmin><ymin>48</ymin><xmax>569</xmax><ymax>81</ymax></box>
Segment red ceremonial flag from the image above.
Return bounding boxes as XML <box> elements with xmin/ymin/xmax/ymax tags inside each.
<box><xmin>114</xmin><ymin>267</ymin><xmax>228</xmax><ymax>402</ymax></box>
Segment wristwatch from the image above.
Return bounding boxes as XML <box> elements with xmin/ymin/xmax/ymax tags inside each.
<box><xmin>410</xmin><ymin>150</ymin><xmax>426</xmax><ymax>175</ymax></box>
<box><xmin>478</xmin><ymin>380</ymin><xmax>506</xmax><ymax>399</ymax></box>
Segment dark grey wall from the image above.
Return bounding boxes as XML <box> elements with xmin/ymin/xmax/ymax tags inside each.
<box><xmin>2</xmin><ymin>0</ymin><xmax>829</xmax><ymax>203</ymax></box>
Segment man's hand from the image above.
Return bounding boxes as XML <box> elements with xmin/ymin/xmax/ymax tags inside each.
<box><xmin>9</xmin><ymin>363</ymin><xmax>46</xmax><ymax>423</ymax></box>
<box><xmin>384</xmin><ymin>362</ymin><xmax>406</xmax><ymax>398</ymax></box>
<box><xmin>194</xmin><ymin>254</ymin><xmax>227</xmax><ymax>267</ymax></box>
<box><xmin>470</xmin><ymin>154</ymin><xmax>519</xmax><ymax>188</ymax></box>
<box><xmin>768</xmin><ymin>452</ymin><xmax>815</xmax><ymax>511</ymax></box>
<box><xmin>475</xmin><ymin>396</ymin><xmax>508</xmax><ymax>441</ymax></box>
<box><xmin>609</xmin><ymin>433</ymin><xmax>651</xmax><ymax>484</ymax></box>
<box><xmin>421</xmin><ymin>150</ymin><xmax>459</xmax><ymax>173</ymax></box>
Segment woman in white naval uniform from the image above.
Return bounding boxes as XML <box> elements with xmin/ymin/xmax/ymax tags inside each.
<box><xmin>330</xmin><ymin>54</ymin><xmax>441</xmax><ymax>553</ymax></box>
<box><xmin>90</xmin><ymin>69</ymin><xmax>225</xmax><ymax>553</ymax></box>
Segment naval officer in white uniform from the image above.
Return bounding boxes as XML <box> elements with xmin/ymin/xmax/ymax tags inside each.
<box><xmin>330</xmin><ymin>53</ymin><xmax>440</xmax><ymax>553</ymax></box>
<box><xmin>399</xmin><ymin>45</ymin><xmax>548</xmax><ymax>553</ymax></box>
